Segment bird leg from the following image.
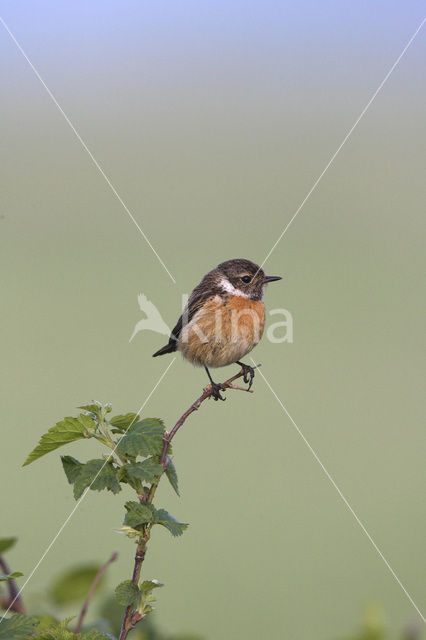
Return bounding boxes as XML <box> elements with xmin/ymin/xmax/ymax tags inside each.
<box><xmin>204</xmin><ymin>366</ymin><xmax>226</xmax><ymax>401</ymax></box>
<box><xmin>236</xmin><ymin>361</ymin><xmax>255</xmax><ymax>391</ymax></box>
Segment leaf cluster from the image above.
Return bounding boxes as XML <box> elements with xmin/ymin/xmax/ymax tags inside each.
<box><xmin>123</xmin><ymin>503</ymin><xmax>187</xmax><ymax>537</ymax></box>
<box><xmin>0</xmin><ymin>614</ymin><xmax>39</xmax><ymax>639</ymax></box>
<box><xmin>0</xmin><ymin>615</ymin><xmax>114</xmax><ymax>640</ymax></box>
<box><xmin>22</xmin><ymin>402</ymin><xmax>189</xmax><ymax>634</ymax></box>
<box><xmin>0</xmin><ymin>537</ymin><xmax>201</xmax><ymax>640</ymax></box>
<box><xmin>24</xmin><ymin>407</ymin><xmax>179</xmax><ymax>502</ymax></box>
<box><xmin>115</xmin><ymin>579</ymin><xmax>163</xmax><ymax>618</ymax></box>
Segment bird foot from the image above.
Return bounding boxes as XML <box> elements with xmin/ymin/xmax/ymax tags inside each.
<box><xmin>237</xmin><ymin>362</ymin><xmax>255</xmax><ymax>391</ymax></box>
<box><xmin>210</xmin><ymin>382</ymin><xmax>226</xmax><ymax>401</ymax></box>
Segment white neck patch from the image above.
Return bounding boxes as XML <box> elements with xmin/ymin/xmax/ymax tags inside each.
<box><xmin>219</xmin><ymin>277</ymin><xmax>250</xmax><ymax>299</ymax></box>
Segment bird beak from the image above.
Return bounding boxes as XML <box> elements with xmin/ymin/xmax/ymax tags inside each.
<box><xmin>264</xmin><ymin>275</ymin><xmax>282</xmax><ymax>283</ymax></box>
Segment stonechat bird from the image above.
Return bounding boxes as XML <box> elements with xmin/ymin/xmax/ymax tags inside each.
<box><xmin>153</xmin><ymin>258</ymin><xmax>281</xmax><ymax>400</ymax></box>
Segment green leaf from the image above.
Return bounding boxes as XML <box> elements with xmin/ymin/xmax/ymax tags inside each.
<box><xmin>115</xmin><ymin>466</ymin><xmax>140</xmax><ymax>491</ymax></box>
<box><xmin>81</xmin><ymin>633</ymin><xmax>115</xmax><ymax>640</ymax></box>
<box><xmin>33</xmin><ymin>629</ymin><xmax>75</xmax><ymax>640</ymax></box>
<box><xmin>0</xmin><ymin>571</ymin><xmax>23</xmax><ymax>582</ymax></box>
<box><xmin>61</xmin><ymin>456</ymin><xmax>83</xmax><ymax>484</ymax></box>
<box><xmin>23</xmin><ymin>415</ymin><xmax>96</xmax><ymax>466</ymax></box>
<box><xmin>109</xmin><ymin>413</ymin><xmax>139</xmax><ymax>434</ymax></box>
<box><xmin>165</xmin><ymin>458</ymin><xmax>179</xmax><ymax>495</ymax></box>
<box><xmin>61</xmin><ymin>457</ymin><xmax>121</xmax><ymax>500</ymax></box>
<box><xmin>31</xmin><ymin>617</ymin><xmax>76</xmax><ymax>640</ymax></box>
<box><xmin>123</xmin><ymin>501</ymin><xmax>154</xmax><ymax>528</ymax></box>
<box><xmin>78</xmin><ymin>403</ymin><xmax>102</xmax><ymax>416</ymax></box>
<box><xmin>140</xmin><ymin>579</ymin><xmax>164</xmax><ymax>593</ymax></box>
<box><xmin>49</xmin><ymin>564</ymin><xmax>105</xmax><ymax>605</ymax></box>
<box><xmin>77</xmin><ymin>413</ymin><xmax>98</xmax><ymax>430</ymax></box>
<box><xmin>28</xmin><ymin>615</ymin><xmax>59</xmax><ymax>633</ymax></box>
<box><xmin>123</xmin><ymin>502</ymin><xmax>188</xmax><ymax>536</ymax></box>
<box><xmin>115</xmin><ymin>580</ymin><xmax>140</xmax><ymax>607</ymax></box>
<box><xmin>152</xmin><ymin>508</ymin><xmax>188</xmax><ymax>537</ymax></box>
<box><xmin>0</xmin><ymin>614</ymin><xmax>39</xmax><ymax>639</ymax></box>
<box><xmin>116</xmin><ymin>418</ymin><xmax>165</xmax><ymax>458</ymax></box>
<box><xmin>74</xmin><ymin>459</ymin><xmax>121</xmax><ymax>500</ymax></box>
<box><xmin>0</xmin><ymin>537</ymin><xmax>17</xmax><ymax>553</ymax></box>
<box><xmin>120</xmin><ymin>458</ymin><xmax>163</xmax><ymax>484</ymax></box>
<box><xmin>33</xmin><ymin>626</ymin><xmax>75</xmax><ymax>639</ymax></box>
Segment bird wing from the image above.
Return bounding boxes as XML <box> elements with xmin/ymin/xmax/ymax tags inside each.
<box><xmin>170</xmin><ymin>289</ymin><xmax>213</xmax><ymax>342</ymax></box>
<box><xmin>161</xmin><ymin>265</ymin><xmax>224</xmax><ymax>346</ymax></box>
<box><xmin>153</xmin><ymin>272</ymin><xmax>223</xmax><ymax>357</ymax></box>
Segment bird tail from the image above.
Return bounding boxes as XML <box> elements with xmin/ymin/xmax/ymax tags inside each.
<box><xmin>152</xmin><ymin>341</ymin><xmax>177</xmax><ymax>357</ymax></box>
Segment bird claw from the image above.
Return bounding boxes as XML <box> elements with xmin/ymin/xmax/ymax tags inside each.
<box><xmin>239</xmin><ymin>363</ymin><xmax>255</xmax><ymax>390</ymax></box>
<box><xmin>210</xmin><ymin>382</ymin><xmax>226</xmax><ymax>401</ymax></box>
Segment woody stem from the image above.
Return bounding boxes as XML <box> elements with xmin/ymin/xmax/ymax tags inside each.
<box><xmin>160</xmin><ymin>364</ymin><xmax>261</xmax><ymax>464</ymax></box>
<box><xmin>118</xmin><ymin>536</ymin><xmax>149</xmax><ymax>640</ymax></box>
<box><xmin>118</xmin><ymin>363</ymin><xmax>260</xmax><ymax>640</ymax></box>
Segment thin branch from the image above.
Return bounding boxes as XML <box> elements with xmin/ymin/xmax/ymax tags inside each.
<box><xmin>160</xmin><ymin>364</ymin><xmax>261</xmax><ymax>464</ymax></box>
<box><xmin>0</xmin><ymin>555</ymin><xmax>25</xmax><ymax>615</ymax></box>
<box><xmin>118</xmin><ymin>538</ymin><xmax>149</xmax><ymax>639</ymax></box>
<box><xmin>74</xmin><ymin>551</ymin><xmax>118</xmax><ymax>634</ymax></box>
<box><xmin>118</xmin><ymin>364</ymin><xmax>260</xmax><ymax>640</ymax></box>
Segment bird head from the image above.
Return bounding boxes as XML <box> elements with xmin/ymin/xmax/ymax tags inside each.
<box><xmin>213</xmin><ymin>258</ymin><xmax>281</xmax><ymax>300</ymax></box>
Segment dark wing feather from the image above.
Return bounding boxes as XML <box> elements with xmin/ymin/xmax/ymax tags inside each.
<box><xmin>152</xmin><ymin>279</ymin><xmax>221</xmax><ymax>357</ymax></box>
<box><xmin>169</xmin><ymin>287</ymin><xmax>214</xmax><ymax>341</ymax></box>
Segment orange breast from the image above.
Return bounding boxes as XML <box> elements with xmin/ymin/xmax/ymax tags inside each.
<box><xmin>178</xmin><ymin>295</ymin><xmax>265</xmax><ymax>367</ymax></box>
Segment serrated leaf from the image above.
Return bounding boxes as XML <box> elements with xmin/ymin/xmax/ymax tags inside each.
<box><xmin>0</xmin><ymin>571</ymin><xmax>23</xmax><ymax>582</ymax></box>
<box><xmin>23</xmin><ymin>415</ymin><xmax>96</xmax><ymax>466</ymax></box>
<box><xmin>0</xmin><ymin>614</ymin><xmax>39</xmax><ymax>639</ymax></box>
<box><xmin>33</xmin><ymin>627</ymin><xmax>75</xmax><ymax>640</ymax></box>
<box><xmin>109</xmin><ymin>413</ymin><xmax>139</xmax><ymax>434</ymax></box>
<box><xmin>61</xmin><ymin>457</ymin><xmax>121</xmax><ymax>500</ymax></box>
<box><xmin>61</xmin><ymin>456</ymin><xmax>83</xmax><ymax>484</ymax></box>
<box><xmin>116</xmin><ymin>466</ymin><xmax>140</xmax><ymax>491</ymax></box>
<box><xmin>116</xmin><ymin>418</ymin><xmax>165</xmax><ymax>458</ymax></box>
<box><xmin>72</xmin><ymin>459</ymin><xmax>121</xmax><ymax>500</ymax></box>
<box><xmin>33</xmin><ymin>629</ymin><xmax>75</xmax><ymax>640</ymax></box>
<box><xmin>140</xmin><ymin>579</ymin><xmax>164</xmax><ymax>593</ymax></box>
<box><xmin>32</xmin><ymin>617</ymin><xmax>76</xmax><ymax>639</ymax></box>
<box><xmin>78</xmin><ymin>403</ymin><xmax>102</xmax><ymax>416</ymax></box>
<box><xmin>115</xmin><ymin>580</ymin><xmax>140</xmax><ymax>607</ymax></box>
<box><xmin>120</xmin><ymin>458</ymin><xmax>163</xmax><ymax>484</ymax></box>
<box><xmin>142</xmin><ymin>604</ymin><xmax>154</xmax><ymax>615</ymax></box>
<box><xmin>0</xmin><ymin>537</ymin><xmax>17</xmax><ymax>553</ymax></box>
<box><xmin>77</xmin><ymin>413</ymin><xmax>98</xmax><ymax>429</ymax></box>
<box><xmin>153</xmin><ymin>508</ymin><xmax>188</xmax><ymax>537</ymax></box>
<box><xmin>165</xmin><ymin>458</ymin><xmax>179</xmax><ymax>495</ymax></box>
<box><xmin>123</xmin><ymin>501</ymin><xmax>154</xmax><ymax>528</ymax></box>
<box><xmin>49</xmin><ymin>564</ymin><xmax>105</xmax><ymax>605</ymax></box>
<box><xmin>28</xmin><ymin>615</ymin><xmax>58</xmax><ymax>633</ymax></box>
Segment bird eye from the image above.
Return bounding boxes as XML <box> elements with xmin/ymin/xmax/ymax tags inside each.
<box><xmin>241</xmin><ymin>275</ymin><xmax>252</xmax><ymax>283</ymax></box>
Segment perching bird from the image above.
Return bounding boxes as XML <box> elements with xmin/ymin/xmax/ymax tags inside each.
<box><xmin>153</xmin><ymin>258</ymin><xmax>281</xmax><ymax>400</ymax></box>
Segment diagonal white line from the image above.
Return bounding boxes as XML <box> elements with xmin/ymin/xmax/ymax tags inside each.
<box><xmin>252</xmin><ymin>359</ymin><xmax>426</xmax><ymax>623</ymax></box>
<box><xmin>0</xmin><ymin>357</ymin><xmax>176</xmax><ymax>620</ymax></box>
<box><xmin>259</xmin><ymin>17</ymin><xmax>425</xmax><ymax>272</ymax></box>
<box><xmin>0</xmin><ymin>16</ymin><xmax>176</xmax><ymax>285</ymax></box>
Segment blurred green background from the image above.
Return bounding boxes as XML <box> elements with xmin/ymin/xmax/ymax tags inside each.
<box><xmin>1</xmin><ymin>2</ymin><xmax>425</xmax><ymax>639</ymax></box>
